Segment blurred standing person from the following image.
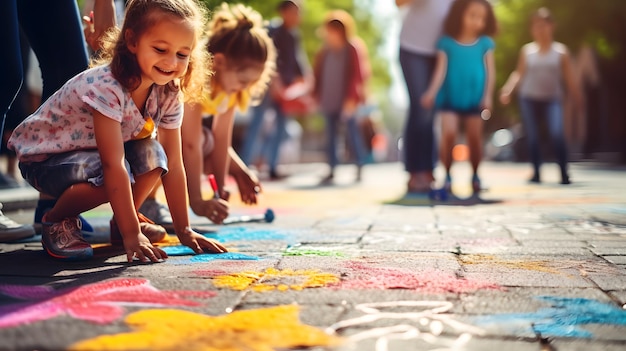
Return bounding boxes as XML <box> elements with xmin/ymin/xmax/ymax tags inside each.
<box><xmin>500</xmin><ymin>8</ymin><xmax>581</xmax><ymax>185</ymax></box>
<box><xmin>313</xmin><ymin>10</ymin><xmax>368</xmax><ymax>183</ymax></box>
<box><xmin>396</xmin><ymin>0</ymin><xmax>454</xmax><ymax>194</ymax></box>
<box><xmin>421</xmin><ymin>0</ymin><xmax>497</xmax><ymax>195</ymax></box>
<box><xmin>0</xmin><ymin>0</ymin><xmax>115</xmax><ymax>242</ymax></box>
<box><xmin>241</xmin><ymin>0</ymin><xmax>311</xmax><ymax>180</ymax></box>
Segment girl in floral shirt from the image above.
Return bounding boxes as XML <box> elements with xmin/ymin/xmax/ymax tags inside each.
<box><xmin>8</xmin><ymin>0</ymin><xmax>226</xmax><ymax>262</ymax></box>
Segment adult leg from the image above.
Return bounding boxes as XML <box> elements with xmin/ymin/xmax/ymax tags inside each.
<box><xmin>19</xmin><ymin>0</ymin><xmax>92</xmax><ymax>231</ymax></box>
<box><xmin>399</xmin><ymin>49</ymin><xmax>436</xmax><ymax>192</ymax></box>
<box><xmin>18</xmin><ymin>0</ymin><xmax>89</xmax><ymax>101</ymax></box>
<box><xmin>240</xmin><ymin>94</ymin><xmax>269</xmax><ymax>165</ymax></box>
<box><xmin>546</xmin><ymin>100</ymin><xmax>570</xmax><ymax>183</ymax></box>
<box><xmin>0</xmin><ymin>0</ymin><xmax>36</xmax><ymax>242</ymax></box>
<box><xmin>519</xmin><ymin>98</ymin><xmax>542</xmax><ymax>182</ymax></box>
<box><xmin>266</xmin><ymin>101</ymin><xmax>288</xmax><ymax>178</ymax></box>
<box><xmin>346</xmin><ymin>116</ymin><xmax>369</xmax><ymax>181</ymax></box>
<box><xmin>324</xmin><ymin>113</ymin><xmax>340</xmax><ymax>181</ymax></box>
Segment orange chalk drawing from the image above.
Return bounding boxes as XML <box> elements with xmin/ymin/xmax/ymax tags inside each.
<box><xmin>69</xmin><ymin>305</ymin><xmax>341</xmax><ymax>351</ymax></box>
<box><xmin>211</xmin><ymin>268</ymin><xmax>340</xmax><ymax>292</ymax></box>
<box><xmin>460</xmin><ymin>254</ymin><xmax>561</xmax><ymax>274</ymax></box>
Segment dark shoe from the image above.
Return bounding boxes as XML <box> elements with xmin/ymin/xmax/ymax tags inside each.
<box><xmin>34</xmin><ymin>199</ymin><xmax>94</xmax><ymax>235</ymax></box>
<box><xmin>0</xmin><ymin>204</ymin><xmax>36</xmax><ymax>243</ymax></box>
<box><xmin>444</xmin><ymin>174</ymin><xmax>452</xmax><ymax>193</ymax></box>
<box><xmin>560</xmin><ymin>175</ymin><xmax>571</xmax><ymax>185</ymax></box>
<box><xmin>110</xmin><ymin>213</ymin><xmax>168</xmax><ymax>246</ymax></box>
<box><xmin>269</xmin><ymin>169</ymin><xmax>287</xmax><ymax>180</ymax></box>
<box><xmin>321</xmin><ymin>173</ymin><xmax>334</xmax><ymax>185</ymax></box>
<box><xmin>529</xmin><ymin>174</ymin><xmax>541</xmax><ymax>184</ymax></box>
<box><xmin>41</xmin><ymin>217</ymin><xmax>93</xmax><ymax>261</ymax></box>
<box><xmin>472</xmin><ymin>174</ymin><xmax>482</xmax><ymax>194</ymax></box>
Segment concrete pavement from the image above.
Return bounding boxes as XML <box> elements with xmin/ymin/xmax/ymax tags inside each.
<box><xmin>0</xmin><ymin>161</ymin><xmax>625</xmax><ymax>351</ymax></box>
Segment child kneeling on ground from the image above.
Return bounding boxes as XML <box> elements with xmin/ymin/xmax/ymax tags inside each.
<box><xmin>8</xmin><ymin>0</ymin><xmax>226</xmax><ymax>262</ymax></box>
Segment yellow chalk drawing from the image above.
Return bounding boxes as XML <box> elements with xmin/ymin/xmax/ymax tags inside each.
<box><xmin>69</xmin><ymin>305</ymin><xmax>341</xmax><ymax>351</ymax></box>
<box><xmin>460</xmin><ymin>254</ymin><xmax>561</xmax><ymax>274</ymax></box>
<box><xmin>212</xmin><ymin>268</ymin><xmax>340</xmax><ymax>292</ymax></box>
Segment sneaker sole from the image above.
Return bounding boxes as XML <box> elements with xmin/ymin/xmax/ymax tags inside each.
<box><xmin>42</xmin><ymin>242</ymin><xmax>93</xmax><ymax>261</ymax></box>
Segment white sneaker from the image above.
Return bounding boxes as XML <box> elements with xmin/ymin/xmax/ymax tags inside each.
<box><xmin>0</xmin><ymin>203</ymin><xmax>36</xmax><ymax>242</ymax></box>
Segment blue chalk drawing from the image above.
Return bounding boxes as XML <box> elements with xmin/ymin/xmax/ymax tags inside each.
<box><xmin>473</xmin><ymin>296</ymin><xmax>626</xmax><ymax>338</ymax></box>
<box><xmin>162</xmin><ymin>245</ymin><xmax>259</xmax><ymax>260</ymax></box>
<box><xmin>204</xmin><ymin>227</ymin><xmax>287</xmax><ymax>243</ymax></box>
<box><xmin>189</xmin><ymin>253</ymin><xmax>259</xmax><ymax>262</ymax></box>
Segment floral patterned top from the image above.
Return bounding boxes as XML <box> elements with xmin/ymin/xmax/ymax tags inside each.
<box><xmin>8</xmin><ymin>65</ymin><xmax>183</xmax><ymax>162</ymax></box>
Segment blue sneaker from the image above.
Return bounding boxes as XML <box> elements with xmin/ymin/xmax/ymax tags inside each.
<box><xmin>41</xmin><ymin>217</ymin><xmax>93</xmax><ymax>261</ymax></box>
<box><xmin>34</xmin><ymin>200</ymin><xmax>94</xmax><ymax>235</ymax></box>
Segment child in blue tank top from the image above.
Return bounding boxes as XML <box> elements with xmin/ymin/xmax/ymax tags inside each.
<box><xmin>421</xmin><ymin>0</ymin><xmax>497</xmax><ymax>195</ymax></box>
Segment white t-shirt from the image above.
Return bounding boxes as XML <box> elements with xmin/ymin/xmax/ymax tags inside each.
<box><xmin>399</xmin><ymin>0</ymin><xmax>454</xmax><ymax>56</ymax></box>
<box><xmin>9</xmin><ymin>65</ymin><xmax>183</xmax><ymax>162</ymax></box>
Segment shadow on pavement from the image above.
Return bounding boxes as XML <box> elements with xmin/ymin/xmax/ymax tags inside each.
<box><xmin>384</xmin><ymin>193</ymin><xmax>502</xmax><ymax>207</ymax></box>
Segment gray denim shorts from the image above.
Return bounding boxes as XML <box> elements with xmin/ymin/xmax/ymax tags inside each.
<box><xmin>19</xmin><ymin>138</ymin><xmax>168</xmax><ymax>198</ymax></box>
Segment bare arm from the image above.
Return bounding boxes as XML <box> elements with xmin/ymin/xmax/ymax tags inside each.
<box><xmin>228</xmin><ymin>147</ymin><xmax>261</xmax><ymax>205</ymax></box>
<box><xmin>500</xmin><ymin>49</ymin><xmax>526</xmax><ymax>105</ymax></box>
<box><xmin>86</xmin><ymin>0</ymin><xmax>116</xmax><ymax>51</ymax></box>
<box><xmin>421</xmin><ymin>51</ymin><xmax>447</xmax><ymax>109</ymax></box>
<box><xmin>180</xmin><ymin>103</ymin><xmax>229</xmax><ymax>222</ymax></box>
<box><xmin>482</xmin><ymin>50</ymin><xmax>496</xmax><ymax>110</ymax></box>
<box><xmin>210</xmin><ymin>107</ymin><xmax>235</xmax><ymax>194</ymax></box>
<box><xmin>180</xmin><ymin>103</ymin><xmax>205</xmax><ymax>209</ymax></box>
<box><xmin>93</xmin><ymin>110</ymin><xmax>157</xmax><ymax>262</ymax></box>
<box><xmin>160</xmin><ymin>125</ymin><xmax>227</xmax><ymax>254</ymax></box>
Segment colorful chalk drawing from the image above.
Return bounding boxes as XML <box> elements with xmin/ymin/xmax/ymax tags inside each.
<box><xmin>161</xmin><ymin>245</ymin><xmax>260</xmax><ymax>264</ymax></box>
<box><xmin>69</xmin><ymin>305</ymin><xmax>340</xmax><ymax>351</ymax></box>
<box><xmin>0</xmin><ymin>278</ymin><xmax>214</xmax><ymax>328</ymax></box>
<box><xmin>338</xmin><ymin>262</ymin><xmax>501</xmax><ymax>293</ymax></box>
<box><xmin>472</xmin><ymin>296</ymin><xmax>626</xmax><ymax>338</ymax></box>
<box><xmin>206</xmin><ymin>226</ymin><xmax>288</xmax><ymax>242</ymax></box>
<box><xmin>283</xmin><ymin>245</ymin><xmax>346</xmax><ymax>257</ymax></box>
<box><xmin>460</xmin><ymin>255</ymin><xmax>623</xmax><ymax>276</ymax></box>
<box><xmin>155</xmin><ymin>227</ymin><xmax>291</xmax><ymax>249</ymax></box>
<box><xmin>327</xmin><ymin>301</ymin><xmax>484</xmax><ymax>351</ymax></box>
<box><xmin>460</xmin><ymin>254</ymin><xmax>561</xmax><ymax>274</ymax></box>
<box><xmin>209</xmin><ymin>267</ymin><xmax>340</xmax><ymax>292</ymax></box>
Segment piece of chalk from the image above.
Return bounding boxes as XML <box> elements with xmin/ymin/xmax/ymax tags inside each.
<box><xmin>222</xmin><ymin>208</ymin><xmax>275</xmax><ymax>225</ymax></box>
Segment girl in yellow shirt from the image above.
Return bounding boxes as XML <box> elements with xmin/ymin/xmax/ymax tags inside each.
<box><xmin>141</xmin><ymin>2</ymin><xmax>275</xmax><ymax>226</ymax></box>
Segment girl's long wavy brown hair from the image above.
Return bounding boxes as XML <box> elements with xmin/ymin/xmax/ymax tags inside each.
<box><xmin>207</xmin><ymin>2</ymin><xmax>276</xmax><ymax>104</ymax></box>
<box><xmin>92</xmin><ymin>0</ymin><xmax>211</xmax><ymax>103</ymax></box>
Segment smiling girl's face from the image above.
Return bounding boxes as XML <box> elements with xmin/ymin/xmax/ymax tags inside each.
<box><xmin>128</xmin><ymin>12</ymin><xmax>196</xmax><ymax>87</ymax></box>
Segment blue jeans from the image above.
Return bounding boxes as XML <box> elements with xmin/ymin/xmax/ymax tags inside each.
<box><xmin>241</xmin><ymin>94</ymin><xmax>287</xmax><ymax>172</ymax></box>
<box><xmin>519</xmin><ymin>97</ymin><xmax>569</xmax><ymax>177</ymax></box>
<box><xmin>325</xmin><ymin>113</ymin><xmax>368</xmax><ymax>170</ymax></box>
<box><xmin>399</xmin><ymin>48</ymin><xmax>437</xmax><ymax>173</ymax></box>
<box><xmin>20</xmin><ymin>139</ymin><xmax>168</xmax><ymax>198</ymax></box>
<box><xmin>0</xmin><ymin>0</ymin><xmax>88</xmax><ymax>136</ymax></box>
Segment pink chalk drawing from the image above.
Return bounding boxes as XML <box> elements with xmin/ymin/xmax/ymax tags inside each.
<box><xmin>337</xmin><ymin>262</ymin><xmax>501</xmax><ymax>293</ymax></box>
<box><xmin>0</xmin><ymin>278</ymin><xmax>215</xmax><ymax>328</ymax></box>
